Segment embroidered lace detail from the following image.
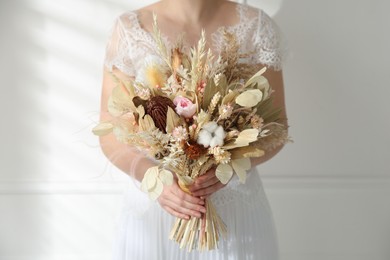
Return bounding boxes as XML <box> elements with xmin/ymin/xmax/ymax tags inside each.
<box><xmin>210</xmin><ymin>169</ymin><xmax>267</xmax><ymax>208</ymax></box>
<box><xmin>103</xmin><ymin>3</ymin><xmax>283</xmax><ymax>75</ymax></box>
<box><xmin>252</xmin><ymin>10</ymin><xmax>283</xmax><ymax>71</ymax></box>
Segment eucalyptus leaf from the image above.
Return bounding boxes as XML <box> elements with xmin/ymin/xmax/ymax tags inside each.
<box><xmin>216</xmin><ymin>164</ymin><xmax>233</xmax><ymax>184</ymax></box>
<box><xmin>256</xmin><ymin>76</ymin><xmax>270</xmax><ymax>97</ymax></box>
<box><xmin>221</xmin><ymin>90</ymin><xmax>239</xmax><ymax>105</ymax></box>
<box><xmin>232</xmin><ymin>158</ymin><xmax>251</xmax><ymax>183</ymax></box>
<box><xmin>160</xmin><ymin>169</ymin><xmax>173</xmax><ymax>186</ymax></box>
<box><xmin>141</xmin><ymin>166</ymin><xmax>159</xmax><ymax>192</ymax></box>
<box><xmin>92</xmin><ymin>122</ymin><xmax>113</xmax><ymax>136</ymax></box>
<box><xmin>223</xmin><ymin>129</ymin><xmax>259</xmax><ymax>150</ymax></box>
<box><xmin>235</xmin><ymin>89</ymin><xmax>263</xmax><ymax>107</ymax></box>
<box><xmin>149</xmin><ymin>179</ymin><xmax>163</xmax><ymax>200</ymax></box>
<box><xmin>244</xmin><ymin>67</ymin><xmax>267</xmax><ymax>88</ymax></box>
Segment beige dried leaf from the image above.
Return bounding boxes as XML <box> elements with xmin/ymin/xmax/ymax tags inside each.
<box><xmin>244</xmin><ymin>67</ymin><xmax>267</xmax><ymax>88</ymax></box>
<box><xmin>139</xmin><ymin>114</ymin><xmax>156</xmax><ymax>131</ymax></box>
<box><xmin>221</xmin><ymin>90</ymin><xmax>239</xmax><ymax>105</ymax></box>
<box><xmin>107</xmin><ymin>96</ymin><xmax>123</xmax><ymax>117</ymax></box>
<box><xmin>166</xmin><ymin>106</ymin><xmax>180</xmax><ymax>133</ymax></box>
<box><xmin>110</xmin><ymin>86</ymin><xmax>136</xmax><ymax>113</ymax></box>
<box><xmin>136</xmin><ymin>105</ymin><xmax>145</xmax><ymax>117</ymax></box>
<box><xmin>256</xmin><ymin>76</ymin><xmax>271</xmax><ymax>99</ymax></box>
<box><xmin>149</xmin><ymin>180</ymin><xmax>163</xmax><ymax>200</ymax></box>
<box><xmin>223</xmin><ymin>129</ymin><xmax>259</xmax><ymax>149</ymax></box>
<box><xmin>231</xmin><ymin>158</ymin><xmax>251</xmax><ymax>183</ymax></box>
<box><xmin>141</xmin><ymin>166</ymin><xmax>159</xmax><ymax>192</ymax></box>
<box><xmin>92</xmin><ymin>122</ymin><xmax>113</xmax><ymax>136</ymax></box>
<box><xmin>216</xmin><ymin>164</ymin><xmax>233</xmax><ymax>184</ymax></box>
<box><xmin>160</xmin><ymin>169</ymin><xmax>173</xmax><ymax>185</ymax></box>
<box><xmin>230</xmin><ymin>146</ymin><xmax>265</xmax><ymax>160</ymax></box>
<box><xmin>235</xmin><ymin>89</ymin><xmax>263</xmax><ymax>107</ymax></box>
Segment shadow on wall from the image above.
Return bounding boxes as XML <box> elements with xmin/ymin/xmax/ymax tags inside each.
<box><xmin>0</xmin><ymin>1</ymin><xmax>49</xmax><ymax>179</ymax></box>
<box><xmin>0</xmin><ymin>0</ymin><xmax>51</xmax><ymax>257</ymax></box>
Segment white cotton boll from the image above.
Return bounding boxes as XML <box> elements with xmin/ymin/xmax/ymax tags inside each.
<box><xmin>197</xmin><ymin>130</ymin><xmax>212</xmax><ymax>147</ymax></box>
<box><xmin>215</xmin><ymin>126</ymin><xmax>226</xmax><ymax>139</ymax></box>
<box><xmin>197</xmin><ymin>122</ymin><xmax>227</xmax><ymax>148</ymax></box>
<box><xmin>215</xmin><ymin>136</ymin><xmax>225</xmax><ymax>147</ymax></box>
<box><xmin>203</xmin><ymin>121</ymin><xmax>218</xmax><ymax>133</ymax></box>
<box><xmin>209</xmin><ymin>138</ymin><xmax>218</xmax><ymax>148</ymax></box>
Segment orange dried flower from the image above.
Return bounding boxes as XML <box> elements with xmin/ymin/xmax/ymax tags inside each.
<box><xmin>184</xmin><ymin>141</ymin><xmax>207</xmax><ymax>160</ymax></box>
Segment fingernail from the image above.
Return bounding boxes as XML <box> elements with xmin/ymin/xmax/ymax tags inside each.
<box><xmin>196</xmin><ymin>213</ymin><xmax>201</xmax><ymax>218</ymax></box>
<box><xmin>199</xmin><ymin>200</ymin><xmax>205</xmax><ymax>205</ymax></box>
<box><xmin>200</xmin><ymin>207</ymin><xmax>206</xmax><ymax>213</ymax></box>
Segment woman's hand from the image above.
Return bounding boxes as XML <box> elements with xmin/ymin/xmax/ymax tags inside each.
<box><xmin>188</xmin><ymin>167</ymin><xmax>227</xmax><ymax>198</ymax></box>
<box><xmin>157</xmin><ymin>178</ymin><xmax>206</xmax><ymax>220</ymax></box>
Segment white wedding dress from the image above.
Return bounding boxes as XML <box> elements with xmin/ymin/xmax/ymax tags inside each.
<box><xmin>103</xmin><ymin>3</ymin><xmax>283</xmax><ymax>260</ymax></box>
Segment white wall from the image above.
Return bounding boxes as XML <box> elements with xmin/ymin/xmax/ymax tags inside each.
<box><xmin>0</xmin><ymin>0</ymin><xmax>389</xmax><ymax>260</ymax></box>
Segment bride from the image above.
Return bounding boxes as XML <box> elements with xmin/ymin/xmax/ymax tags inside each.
<box><xmin>99</xmin><ymin>0</ymin><xmax>288</xmax><ymax>259</ymax></box>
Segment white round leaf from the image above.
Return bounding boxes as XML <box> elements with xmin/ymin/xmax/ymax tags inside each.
<box><xmin>149</xmin><ymin>179</ymin><xmax>163</xmax><ymax>200</ymax></box>
<box><xmin>232</xmin><ymin>158</ymin><xmax>251</xmax><ymax>184</ymax></box>
<box><xmin>141</xmin><ymin>166</ymin><xmax>159</xmax><ymax>192</ymax></box>
<box><xmin>92</xmin><ymin>122</ymin><xmax>113</xmax><ymax>136</ymax></box>
<box><xmin>159</xmin><ymin>169</ymin><xmax>173</xmax><ymax>186</ymax></box>
<box><xmin>216</xmin><ymin>164</ymin><xmax>233</xmax><ymax>185</ymax></box>
<box><xmin>236</xmin><ymin>89</ymin><xmax>263</xmax><ymax>107</ymax></box>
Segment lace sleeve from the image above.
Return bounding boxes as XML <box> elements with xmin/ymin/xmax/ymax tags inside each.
<box><xmin>101</xmin><ymin>14</ymin><xmax>160</xmax><ymax>190</ymax></box>
<box><xmin>253</xmin><ymin>10</ymin><xmax>284</xmax><ymax>71</ymax></box>
<box><xmin>104</xmin><ymin>14</ymin><xmax>136</xmax><ymax>77</ymax></box>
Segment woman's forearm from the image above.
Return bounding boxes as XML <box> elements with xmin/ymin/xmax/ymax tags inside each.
<box><xmin>99</xmin><ymin>133</ymin><xmax>158</xmax><ymax>182</ymax></box>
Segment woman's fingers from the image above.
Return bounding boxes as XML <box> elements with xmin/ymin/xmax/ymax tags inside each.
<box><xmin>162</xmin><ymin>205</ymin><xmax>190</xmax><ymax>220</ymax></box>
<box><xmin>191</xmin><ymin>181</ymin><xmax>226</xmax><ymax>197</ymax></box>
<box><xmin>194</xmin><ymin>168</ymin><xmax>216</xmax><ymax>184</ymax></box>
<box><xmin>190</xmin><ymin>176</ymin><xmax>220</xmax><ymax>192</ymax></box>
<box><xmin>162</xmin><ymin>196</ymin><xmax>205</xmax><ymax>218</ymax></box>
<box><xmin>172</xmin><ymin>182</ymin><xmax>205</xmax><ymax>205</ymax></box>
<box><xmin>157</xmin><ymin>180</ymin><xmax>206</xmax><ymax>218</ymax></box>
<box><xmin>189</xmin><ymin>168</ymin><xmax>219</xmax><ymax>192</ymax></box>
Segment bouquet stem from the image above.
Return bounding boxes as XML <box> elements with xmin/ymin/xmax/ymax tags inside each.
<box><xmin>169</xmin><ymin>199</ymin><xmax>227</xmax><ymax>252</ymax></box>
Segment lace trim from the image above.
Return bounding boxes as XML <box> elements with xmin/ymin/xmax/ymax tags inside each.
<box><xmin>252</xmin><ymin>10</ymin><xmax>283</xmax><ymax>71</ymax></box>
<box><xmin>211</xmin><ymin>4</ymin><xmax>258</xmax><ymax>53</ymax></box>
<box><xmin>103</xmin><ymin>3</ymin><xmax>284</xmax><ymax>76</ymax></box>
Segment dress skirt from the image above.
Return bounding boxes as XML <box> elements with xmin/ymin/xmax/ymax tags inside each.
<box><xmin>112</xmin><ymin>168</ymin><xmax>279</xmax><ymax>260</ymax></box>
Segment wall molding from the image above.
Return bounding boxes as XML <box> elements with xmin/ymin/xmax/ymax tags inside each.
<box><xmin>0</xmin><ymin>176</ymin><xmax>389</xmax><ymax>194</ymax></box>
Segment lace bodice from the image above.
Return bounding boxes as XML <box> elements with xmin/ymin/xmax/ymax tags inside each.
<box><xmin>104</xmin><ymin>3</ymin><xmax>283</xmax><ymax>78</ymax></box>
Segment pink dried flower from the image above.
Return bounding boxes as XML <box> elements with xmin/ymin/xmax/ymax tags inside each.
<box><xmin>172</xmin><ymin>126</ymin><xmax>188</xmax><ymax>141</ymax></box>
<box><xmin>173</xmin><ymin>96</ymin><xmax>197</xmax><ymax>118</ymax></box>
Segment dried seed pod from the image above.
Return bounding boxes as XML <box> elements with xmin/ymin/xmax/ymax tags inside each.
<box><xmin>146</xmin><ymin>96</ymin><xmax>176</xmax><ymax>133</ymax></box>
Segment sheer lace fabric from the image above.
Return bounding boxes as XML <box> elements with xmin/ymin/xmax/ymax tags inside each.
<box><xmin>104</xmin><ymin>4</ymin><xmax>283</xmax><ymax>79</ymax></box>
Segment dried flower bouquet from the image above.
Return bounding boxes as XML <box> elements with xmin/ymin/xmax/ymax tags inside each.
<box><xmin>93</xmin><ymin>15</ymin><xmax>290</xmax><ymax>252</ymax></box>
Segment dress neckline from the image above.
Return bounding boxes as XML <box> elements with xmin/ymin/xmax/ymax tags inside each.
<box><xmin>127</xmin><ymin>3</ymin><xmax>254</xmax><ymax>51</ymax></box>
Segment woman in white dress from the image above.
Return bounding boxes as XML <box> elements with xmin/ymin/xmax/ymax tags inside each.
<box><xmin>99</xmin><ymin>0</ymin><xmax>288</xmax><ymax>259</ymax></box>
